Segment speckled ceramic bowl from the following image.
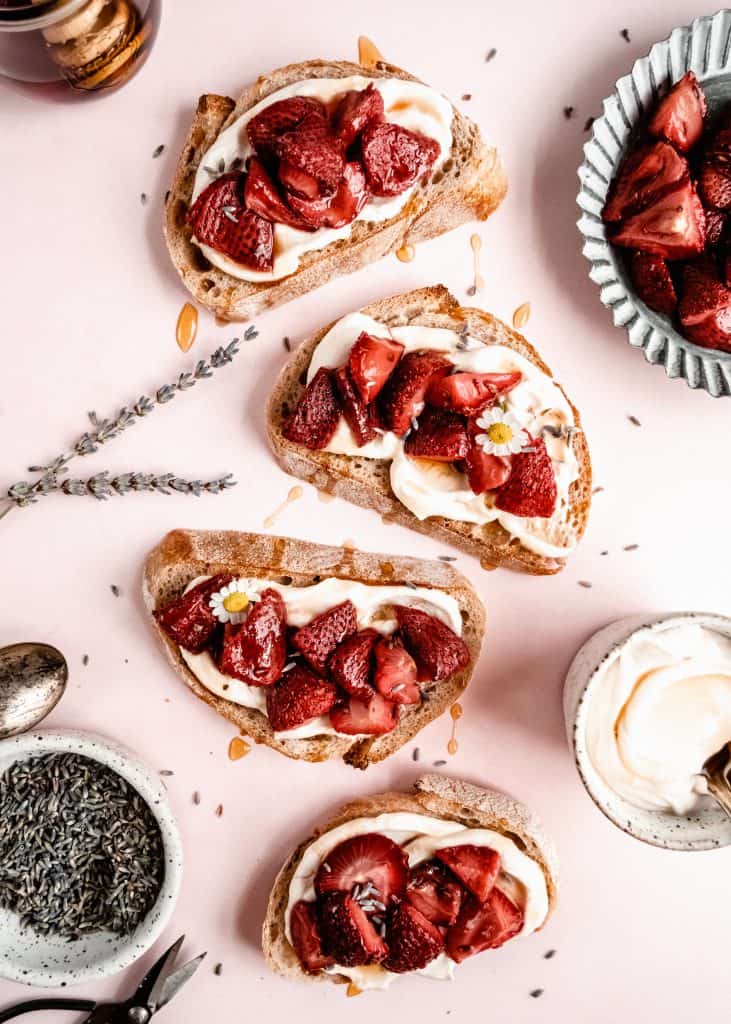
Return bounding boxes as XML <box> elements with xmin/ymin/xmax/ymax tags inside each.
<box><xmin>564</xmin><ymin>611</ymin><xmax>731</xmax><ymax>851</ymax></box>
<box><xmin>0</xmin><ymin>730</ymin><xmax>183</xmax><ymax>987</ymax></box>
<box><xmin>577</xmin><ymin>10</ymin><xmax>731</xmax><ymax>397</ymax></box>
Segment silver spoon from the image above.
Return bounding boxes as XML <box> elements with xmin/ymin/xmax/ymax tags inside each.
<box><xmin>0</xmin><ymin>642</ymin><xmax>68</xmax><ymax>739</ymax></box>
<box><xmin>701</xmin><ymin>742</ymin><xmax>731</xmax><ymax>819</ymax></box>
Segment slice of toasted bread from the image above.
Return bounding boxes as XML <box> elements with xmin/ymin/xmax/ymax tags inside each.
<box><xmin>263</xmin><ymin>773</ymin><xmax>559</xmax><ymax>985</ymax></box>
<box><xmin>143</xmin><ymin>530</ymin><xmax>485</xmax><ymax>768</ymax></box>
<box><xmin>164</xmin><ymin>59</ymin><xmax>506</xmax><ymax>322</ymax></box>
<box><xmin>267</xmin><ymin>285</ymin><xmax>592</xmax><ymax>576</ymax></box>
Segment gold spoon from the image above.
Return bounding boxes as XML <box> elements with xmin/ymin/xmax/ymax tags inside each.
<box><xmin>701</xmin><ymin>742</ymin><xmax>731</xmax><ymax>819</ymax></box>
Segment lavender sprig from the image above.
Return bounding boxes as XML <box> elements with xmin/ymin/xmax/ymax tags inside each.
<box><xmin>5</xmin><ymin>472</ymin><xmax>236</xmax><ymax>506</ymax></box>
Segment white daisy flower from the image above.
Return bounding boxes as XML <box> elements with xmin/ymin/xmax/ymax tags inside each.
<box><xmin>474</xmin><ymin>408</ymin><xmax>531</xmax><ymax>457</ymax></box>
<box><xmin>209</xmin><ymin>578</ymin><xmax>259</xmax><ymax>625</ymax></box>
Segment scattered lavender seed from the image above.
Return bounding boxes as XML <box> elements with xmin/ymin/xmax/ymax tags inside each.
<box><xmin>152</xmin><ymin>144</ymin><xmax>165</xmax><ymax>158</ymax></box>
<box><xmin>593</xmin><ymin>486</ymin><xmax>605</xmax><ymax>494</ymax></box>
<box><xmin>530</xmin><ymin>989</ymin><xmax>544</xmax><ymax>999</ymax></box>
<box><xmin>283</xmin><ymin>336</ymin><xmax>291</xmax><ymax>352</ymax></box>
<box><xmin>159</xmin><ymin>770</ymin><xmax>174</xmax><ymax>777</ymax></box>
<box><xmin>405</xmin><ymin>581</ymin><xmax>418</xmax><ymax>590</ymax></box>
<box><xmin>623</xmin><ymin>544</ymin><xmax>639</xmax><ymax>551</ymax></box>
<box><xmin>82</xmin><ymin>654</ymin><xmax>89</xmax><ymax>666</ymax></box>
<box><xmin>485</xmin><ymin>47</ymin><xmax>497</xmax><ymax>62</ymax></box>
<box><xmin>578</xmin><ymin>581</ymin><xmax>593</xmax><ymax>589</ymax></box>
<box><xmin>600</xmin><ymin>550</ymin><xmax>609</xmax><ymax>556</ymax></box>
<box><xmin>620</xmin><ymin>27</ymin><xmax>631</xmax><ymax>42</ymax></box>
<box><xmin>462</xmin><ymin>93</ymin><xmax>472</xmax><ymax>101</ymax></box>
<box><xmin>110</xmin><ymin>585</ymin><xmax>121</xmax><ymax>597</ymax></box>
<box><xmin>214</xmin><ymin>963</ymin><xmax>223</xmax><ymax>976</ymax></box>
<box><xmin>215</xmin><ymin>804</ymin><xmax>223</xmax><ymax>817</ymax></box>
<box><xmin>193</xmin><ymin>791</ymin><xmax>201</xmax><ymax>805</ymax></box>
<box><xmin>140</xmin><ymin>193</ymin><xmax>148</xmax><ymax>206</ymax></box>
<box><xmin>628</xmin><ymin>415</ymin><xmax>641</xmax><ymax>426</ymax></box>
<box><xmin>563</xmin><ymin>106</ymin><xmax>575</xmax><ymax>120</ymax></box>
<box><xmin>412</xmin><ymin>748</ymin><xmax>421</xmax><ymax>762</ymax></box>
<box><xmin>466</xmin><ymin>285</ymin><xmax>477</xmax><ymax>296</ymax></box>
<box><xmin>439</xmin><ymin>555</ymin><xmax>457</xmax><ymax>562</ymax></box>
<box><xmin>433</xmin><ymin>760</ymin><xmax>447</xmax><ymax>767</ymax></box>
<box><xmin>584</xmin><ymin>116</ymin><xmax>595</xmax><ymax>131</ymax></box>
<box><xmin>544</xmin><ymin>949</ymin><xmax>556</xmax><ymax>959</ymax></box>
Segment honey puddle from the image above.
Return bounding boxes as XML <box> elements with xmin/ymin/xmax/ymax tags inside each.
<box><xmin>176</xmin><ymin>302</ymin><xmax>198</xmax><ymax>352</ymax></box>
<box><xmin>263</xmin><ymin>486</ymin><xmax>303</xmax><ymax>528</ymax></box>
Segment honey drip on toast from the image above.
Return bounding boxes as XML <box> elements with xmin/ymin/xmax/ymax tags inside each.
<box><xmin>358</xmin><ymin>35</ymin><xmax>384</xmax><ymax>68</ymax></box>
<box><xmin>396</xmin><ymin>244</ymin><xmax>415</xmax><ymax>263</ymax></box>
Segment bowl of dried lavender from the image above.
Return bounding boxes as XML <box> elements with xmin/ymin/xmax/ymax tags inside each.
<box><xmin>0</xmin><ymin>730</ymin><xmax>183</xmax><ymax>987</ymax></box>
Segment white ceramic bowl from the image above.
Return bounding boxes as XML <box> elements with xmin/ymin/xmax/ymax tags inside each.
<box><xmin>0</xmin><ymin>730</ymin><xmax>183</xmax><ymax>987</ymax></box>
<box><xmin>564</xmin><ymin>611</ymin><xmax>731</xmax><ymax>851</ymax></box>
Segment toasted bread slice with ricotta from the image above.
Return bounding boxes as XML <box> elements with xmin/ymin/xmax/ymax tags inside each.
<box><xmin>164</xmin><ymin>58</ymin><xmax>506</xmax><ymax>322</ymax></box>
<box><xmin>143</xmin><ymin>530</ymin><xmax>485</xmax><ymax>768</ymax></box>
<box><xmin>263</xmin><ymin>773</ymin><xmax>559</xmax><ymax>986</ymax></box>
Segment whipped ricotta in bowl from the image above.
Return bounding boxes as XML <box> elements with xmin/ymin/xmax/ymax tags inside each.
<box><xmin>178</xmin><ymin>575</ymin><xmax>462</xmax><ymax>741</ymax></box>
<box><xmin>565</xmin><ymin>612</ymin><xmax>731</xmax><ymax>850</ymax></box>
<box><xmin>191</xmin><ymin>76</ymin><xmax>454</xmax><ymax>282</ymax></box>
<box><xmin>284</xmin><ymin>811</ymin><xmax>549</xmax><ymax>990</ymax></box>
<box><xmin>306</xmin><ymin>312</ymin><xmax>580</xmax><ymax>559</ymax></box>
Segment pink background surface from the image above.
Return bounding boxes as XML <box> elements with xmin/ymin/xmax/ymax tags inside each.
<box><xmin>1</xmin><ymin>2</ymin><xmax>730</xmax><ymax>1021</ymax></box>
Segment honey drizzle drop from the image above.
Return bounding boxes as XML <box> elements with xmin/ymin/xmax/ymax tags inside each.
<box><xmin>263</xmin><ymin>485</ymin><xmax>303</xmax><ymax>528</ymax></box>
<box><xmin>396</xmin><ymin>244</ymin><xmax>415</xmax><ymax>263</ymax></box>
<box><xmin>346</xmin><ymin>983</ymin><xmax>363</xmax><ymax>998</ymax></box>
<box><xmin>358</xmin><ymin>36</ymin><xmax>384</xmax><ymax>68</ymax></box>
<box><xmin>176</xmin><ymin>303</ymin><xmax>199</xmax><ymax>352</ymax></box>
<box><xmin>469</xmin><ymin>234</ymin><xmax>484</xmax><ymax>293</ymax></box>
<box><xmin>228</xmin><ymin>737</ymin><xmax>250</xmax><ymax>761</ymax></box>
<box><xmin>448</xmin><ymin>702</ymin><xmax>463</xmax><ymax>755</ymax></box>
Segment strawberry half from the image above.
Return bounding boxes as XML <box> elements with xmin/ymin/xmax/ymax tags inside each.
<box><xmin>704</xmin><ymin>208</ymin><xmax>727</xmax><ymax>248</ymax></box>
<box><xmin>275</xmin><ymin>113</ymin><xmax>346</xmax><ymax>198</ymax></box>
<box><xmin>446</xmin><ymin>888</ymin><xmax>524</xmax><ymax>963</ymax></box>
<box><xmin>379</xmin><ymin>351</ymin><xmax>452</xmax><ymax>436</ymax></box>
<box><xmin>648</xmin><ymin>71</ymin><xmax>707</xmax><ymax>153</ymax></box>
<box><xmin>285</xmin><ymin>160</ymin><xmax>369</xmax><ymax>228</ymax></box>
<box><xmin>282</xmin><ymin>367</ymin><xmax>342</xmax><ymax>450</ymax></box>
<box><xmin>333</xmin><ymin>365</ymin><xmax>377</xmax><ymax>447</ymax></box>
<box><xmin>289</xmin><ymin>900</ymin><xmax>334</xmax><ymax>973</ymax></box>
<box><xmin>333</xmin><ymin>83</ymin><xmax>386</xmax><ymax>147</ymax></box>
<box><xmin>292</xmin><ymin>600</ymin><xmax>358</xmax><ymax>674</ymax></box>
<box><xmin>361</xmin><ymin>122</ymin><xmax>441</xmax><ymax>197</ymax></box>
<box><xmin>426</xmin><ymin>371</ymin><xmax>522</xmax><ymax>415</ymax></box>
<box><xmin>243</xmin><ymin>157</ymin><xmax>315</xmax><ymax>231</ymax></box>
<box><xmin>395</xmin><ymin>605</ymin><xmax>470</xmax><ymax>682</ymax></box>
<box><xmin>154</xmin><ymin>573</ymin><xmax>233</xmax><ymax>654</ymax></box>
<box><xmin>348</xmin><ymin>332</ymin><xmax>405</xmax><ymax>404</ymax></box>
<box><xmin>464</xmin><ymin>419</ymin><xmax>512</xmax><ymax>495</ymax></box>
<box><xmin>373</xmin><ymin>637</ymin><xmax>420</xmax><ymax>704</ymax></box>
<box><xmin>404</xmin><ymin>406</ymin><xmax>469</xmax><ymax>462</ymax></box>
<box><xmin>329</xmin><ymin>628</ymin><xmax>379</xmax><ymax>699</ymax></box>
<box><xmin>247</xmin><ymin>95</ymin><xmax>327</xmax><ymax>158</ymax></box>
<box><xmin>383</xmin><ymin>900</ymin><xmax>444</xmax><ymax>974</ymax></box>
<box><xmin>406</xmin><ymin>860</ymin><xmax>464</xmax><ymax>927</ymax></box>
<box><xmin>494</xmin><ymin>436</ymin><xmax>557</xmax><ymax>518</ymax></box>
<box><xmin>678</xmin><ymin>259</ymin><xmax>731</xmax><ymax>351</ymax></box>
<box><xmin>602</xmin><ymin>141</ymin><xmax>688</xmax><ymax>224</ymax></box>
<box><xmin>187</xmin><ymin>173</ymin><xmax>274</xmax><ymax>270</ymax></box>
<box><xmin>435</xmin><ymin>845</ymin><xmax>501</xmax><ymax>902</ymax></box>
<box><xmin>317</xmin><ymin>892</ymin><xmax>387</xmax><ymax>967</ymax></box>
<box><xmin>628</xmin><ymin>250</ymin><xmax>678</xmax><ymax>316</ymax></box>
<box><xmin>315</xmin><ymin>832</ymin><xmax>409</xmax><ymax>906</ymax></box>
<box><xmin>608</xmin><ymin>179</ymin><xmax>706</xmax><ymax>260</ymax></box>
<box><xmin>216</xmin><ymin>588</ymin><xmax>287</xmax><ymax>686</ymax></box>
<box><xmin>329</xmin><ymin>692</ymin><xmax>399</xmax><ymax>735</ymax></box>
<box><xmin>265</xmin><ymin>664</ymin><xmax>338</xmax><ymax>732</ymax></box>
<box><xmin>699</xmin><ymin>128</ymin><xmax>731</xmax><ymax>211</ymax></box>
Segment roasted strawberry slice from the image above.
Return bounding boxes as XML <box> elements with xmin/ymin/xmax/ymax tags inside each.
<box><xmin>285</xmin><ymin>160</ymin><xmax>369</xmax><ymax>228</ymax></box>
<box><xmin>317</xmin><ymin>892</ymin><xmax>387</xmax><ymax>967</ymax></box>
<box><xmin>446</xmin><ymin>888</ymin><xmax>524</xmax><ymax>963</ymax></box>
<box><xmin>348</xmin><ymin>332</ymin><xmax>405</xmax><ymax>404</ymax></box>
<box><xmin>329</xmin><ymin>628</ymin><xmax>379</xmax><ymax>699</ymax></box>
<box><xmin>494</xmin><ymin>436</ymin><xmax>558</xmax><ymax>518</ymax></box>
<box><xmin>426</xmin><ymin>371</ymin><xmax>522</xmax><ymax>415</ymax></box>
<box><xmin>648</xmin><ymin>71</ymin><xmax>707</xmax><ymax>152</ymax></box>
<box><xmin>361</xmin><ymin>122</ymin><xmax>441</xmax><ymax>197</ymax></box>
<box><xmin>333</xmin><ymin>83</ymin><xmax>385</xmax><ymax>147</ymax></box>
<box><xmin>678</xmin><ymin>259</ymin><xmax>731</xmax><ymax>351</ymax></box>
<box><xmin>247</xmin><ymin>95</ymin><xmax>327</xmax><ymax>158</ymax></box>
<box><xmin>154</xmin><ymin>573</ymin><xmax>233</xmax><ymax>654</ymax></box>
<box><xmin>315</xmin><ymin>832</ymin><xmax>409</xmax><ymax>905</ymax></box>
<box><xmin>628</xmin><ymin>250</ymin><xmax>678</xmax><ymax>315</ymax></box>
<box><xmin>404</xmin><ymin>407</ymin><xmax>469</xmax><ymax>462</ymax></box>
<box><xmin>292</xmin><ymin>600</ymin><xmax>358</xmax><ymax>674</ymax></box>
<box><xmin>394</xmin><ymin>606</ymin><xmax>470</xmax><ymax>682</ymax></box>
<box><xmin>699</xmin><ymin>137</ymin><xmax>731</xmax><ymax>212</ymax></box>
<box><xmin>602</xmin><ymin>141</ymin><xmax>688</xmax><ymax>223</ymax></box>
<box><xmin>608</xmin><ymin>179</ymin><xmax>706</xmax><ymax>260</ymax></box>
<box><xmin>383</xmin><ymin>900</ymin><xmax>444</xmax><ymax>974</ymax></box>
<box><xmin>435</xmin><ymin>845</ymin><xmax>501</xmax><ymax>902</ymax></box>
<box><xmin>243</xmin><ymin>157</ymin><xmax>314</xmax><ymax>231</ymax></box>
<box><xmin>216</xmin><ymin>588</ymin><xmax>287</xmax><ymax>686</ymax></box>
<box><xmin>282</xmin><ymin>367</ymin><xmax>342</xmax><ymax>450</ymax></box>
<box><xmin>379</xmin><ymin>351</ymin><xmax>452</xmax><ymax>436</ymax></box>
<box><xmin>329</xmin><ymin>693</ymin><xmax>399</xmax><ymax>735</ymax></box>
<box><xmin>705</xmin><ymin>208</ymin><xmax>727</xmax><ymax>248</ymax></box>
<box><xmin>289</xmin><ymin>900</ymin><xmax>334</xmax><ymax>973</ymax></box>
<box><xmin>187</xmin><ymin>173</ymin><xmax>274</xmax><ymax>270</ymax></box>
<box><xmin>406</xmin><ymin>861</ymin><xmax>463</xmax><ymax>927</ymax></box>
<box><xmin>266</xmin><ymin>664</ymin><xmax>338</xmax><ymax>732</ymax></box>
<box><xmin>373</xmin><ymin>637</ymin><xmax>420</xmax><ymax>705</ymax></box>
<box><xmin>333</xmin><ymin>365</ymin><xmax>377</xmax><ymax>447</ymax></box>
<box><xmin>275</xmin><ymin>113</ymin><xmax>346</xmax><ymax>198</ymax></box>
<box><xmin>464</xmin><ymin>419</ymin><xmax>512</xmax><ymax>495</ymax></box>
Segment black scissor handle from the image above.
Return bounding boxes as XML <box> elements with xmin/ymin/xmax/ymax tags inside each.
<box><xmin>0</xmin><ymin>999</ymin><xmax>96</xmax><ymax>1022</ymax></box>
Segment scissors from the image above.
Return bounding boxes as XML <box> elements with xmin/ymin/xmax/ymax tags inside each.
<box><xmin>0</xmin><ymin>936</ymin><xmax>205</xmax><ymax>1023</ymax></box>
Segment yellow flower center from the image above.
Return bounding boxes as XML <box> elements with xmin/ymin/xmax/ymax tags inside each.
<box><xmin>223</xmin><ymin>592</ymin><xmax>250</xmax><ymax>614</ymax></box>
<box><xmin>487</xmin><ymin>422</ymin><xmax>513</xmax><ymax>445</ymax></box>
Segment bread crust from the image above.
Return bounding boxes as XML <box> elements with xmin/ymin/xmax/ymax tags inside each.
<box><xmin>262</xmin><ymin>773</ymin><xmax>559</xmax><ymax>985</ymax></box>
<box><xmin>143</xmin><ymin>530</ymin><xmax>485</xmax><ymax>768</ymax></box>
<box><xmin>267</xmin><ymin>285</ymin><xmax>592</xmax><ymax>576</ymax></box>
<box><xmin>163</xmin><ymin>59</ymin><xmax>507</xmax><ymax>322</ymax></box>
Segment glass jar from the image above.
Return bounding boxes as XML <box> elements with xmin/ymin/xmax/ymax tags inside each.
<box><xmin>0</xmin><ymin>0</ymin><xmax>161</xmax><ymax>93</ymax></box>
